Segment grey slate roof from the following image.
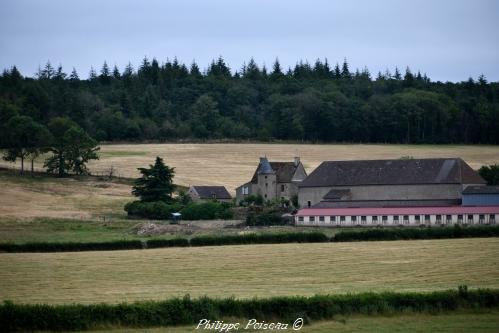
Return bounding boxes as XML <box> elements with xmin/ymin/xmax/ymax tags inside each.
<box><xmin>258</xmin><ymin>157</ymin><xmax>274</xmax><ymax>174</ymax></box>
<box><xmin>300</xmin><ymin>158</ymin><xmax>485</xmax><ymax>187</ymax></box>
<box><xmin>323</xmin><ymin>189</ymin><xmax>352</xmax><ymax>200</ymax></box>
<box><xmin>463</xmin><ymin>185</ymin><xmax>499</xmax><ymax>195</ymax></box>
<box><xmin>250</xmin><ymin>161</ymin><xmax>300</xmax><ymax>183</ymax></box>
<box><xmin>192</xmin><ymin>186</ymin><xmax>232</xmax><ymax>199</ymax></box>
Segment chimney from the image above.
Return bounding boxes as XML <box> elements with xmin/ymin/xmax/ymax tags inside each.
<box><xmin>294</xmin><ymin>156</ymin><xmax>300</xmax><ymax>167</ymax></box>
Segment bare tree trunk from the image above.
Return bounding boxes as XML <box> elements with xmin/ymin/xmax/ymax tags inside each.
<box><xmin>20</xmin><ymin>155</ymin><xmax>24</xmax><ymax>175</ymax></box>
<box><xmin>31</xmin><ymin>158</ymin><xmax>34</xmax><ymax>177</ymax></box>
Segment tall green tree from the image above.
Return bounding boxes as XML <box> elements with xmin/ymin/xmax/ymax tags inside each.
<box><xmin>479</xmin><ymin>164</ymin><xmax>499</xmax><ymax>185</ymax></box>
<box><xmin>44</xmin><ymin>117</ymin><xmax>99</xmax><ymax>176</ymax></box>
<box><xmin>132</xmin><ymin>156</ymin><xmax>175</xmax><ymax>202</ymax></box>
<box><xmin>2</xmin><ymin>115</ymin><xmax>52</xmax><ymax>175</ymax></box>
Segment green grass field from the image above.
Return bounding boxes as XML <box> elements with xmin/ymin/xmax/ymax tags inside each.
<box><xmin>0</xmin><ymin>216</ymin><xmax>350</xmax><ymax>244</ymax></box>
<box><xmin>1</xmin><ymin>238</ymin><xmax>498</xmax><ymax>304</ymax></box>
<box><xmin>80</xmin><ymin>310</ymin><xmax>499</xmax><ymax>333</ymax></box>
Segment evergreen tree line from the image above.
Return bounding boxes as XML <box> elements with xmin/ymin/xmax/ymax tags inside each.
<box><xmin>1</xmin><ymin>57</ymin><xmax>498</xmax><ymax>144</ymax></box>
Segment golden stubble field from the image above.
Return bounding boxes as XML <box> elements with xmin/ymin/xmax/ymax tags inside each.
<box><xmin>1</xmin><ymin>143</ymin><xmax>498</xmax><ymax>219</ymax></box>
<box><xmin>88</xmin><ymin>143</ymin><xmax>499</xmax><ymax>191</ymax></box>
<box><xmin>1</xmin><ymin>238</ymin><xmax>498</xmax><ymax>304</ymax></box>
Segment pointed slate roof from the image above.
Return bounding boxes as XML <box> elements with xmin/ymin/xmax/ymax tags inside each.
<box><xmin>258</xmin><ymin>157</ymin><xmax>274</xmax><ymax>174</ymax></box>
<box><xmin>299</xmin><ymin>158</ymin><xmax>485</xmax><ymax>187</ymax></box>
<box><xmin>250</xmin><ymin>160</ymin><xmax>301</xmax><ymax>183</ymax></box>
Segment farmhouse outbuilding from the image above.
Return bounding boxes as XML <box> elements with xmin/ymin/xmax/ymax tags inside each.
<box><xmin>298</xmin><ymin>158</ymin><xmax>486</xmax><ymax>208</ymax></box>
<box><xmin>236</xmin><ymin>156</ymin><xmax>307</xmax><ymax>203</ymax></box>
<box><xmin>462</xmin><ymin>186</ymin><xmax>499</xmax><ymax>206</ymax></box>
<box><xmin>187</xmin><ymin>185</ymin><xmax>232</xmax><ymax>203</ymax></box>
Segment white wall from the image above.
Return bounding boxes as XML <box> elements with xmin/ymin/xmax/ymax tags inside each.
<box><xmin>296</xmin><ymin>213</ymin><xmax>498</xmax><ymax>227</ymax></box>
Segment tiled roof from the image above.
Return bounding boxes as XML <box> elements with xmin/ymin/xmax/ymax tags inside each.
<box><xmin>300</xmin><ymin>158</ymin><xmax>485</xmax><ymax>187</ymax></box>
<box><xmin>250</xmin><ymin>161</ymin><xmax>299</xmax><ymax>183</ymax></box>
<box><xmin>192</xmin><ymin>186</ymin><xmax>232</xmax><ymax>199</ymax></box>
<box><xmin>312</xmin><ymin>199</ymin><xmax>461</xmax><ymax>208</ymax></box>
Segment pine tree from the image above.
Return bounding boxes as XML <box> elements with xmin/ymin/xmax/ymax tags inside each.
<box><xmin>89</xmin><ymin>67</ymin><xmax>97</xmax><ymax>81</ymax></box>
<box><xmin>393</xmin><ymin>67</ymin><xmax>402</xmax><ymax>80</ymax></box>
<box><xmin>123</xmin><ymin>62</ymin><xmax>134</xmax><ymax>78</ymax></box>
<box><xmin>112</xmin><ymin>65</ymin><xmax>121</xmax><ymax>79</ymax></box>
<box><xmin>270</xmin><ymin>58</ymin><xmax>283</xmax><ymax>80</ymax></box>
<box><xmin>341</xmin><ymin>58</ymin><xmax>351</xmax><ymax>78</ymax></box>
<box><xmin>54</xmin><ymin>65</ymin><xmax>66</xmax><ymax>80</ymax></box>
<box><xmin>39</xmin><ymin>61</ymin><xmax>55</xmax><ymax>79</ymax></box>
<box><xmin>132</xmin><ymin>156</ymin><xmax>175</xmax><ymax>202</ymax></box>
<box><xmin>69</xmin><ymin>68</ymin><xmax>79</xmax><ymax>81</ymax></box>
<box><xmin>333</xmin><ymin>63</ymin><xmax>341</xmax><ymax>78</ymax></box>
<box><xmin>100</xmin><ymin>61</ymin><xmax>110</xmax><ymax>84</ymax></box>
<box><xmin>190</xmin><ymin>61</ymin><xmax>201</xmax><ymax>77</ymax></box>
<box><xmin>404</xmin><ymin>66</ymin><xmax>414</xmax><ymax>85</ymax></box>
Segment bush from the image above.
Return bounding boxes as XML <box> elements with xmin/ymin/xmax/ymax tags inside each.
<box><xmin>1</xmin><ymin>288</ymin><xmax>498</xmax><ymax>331</ymax></box>
<box><xmin>124</xmin><ymin>201</ymin><xmax>182</xmax><ymax>219</ymax></box>
<box><xmin>190</xmin><ymin>232</ymin><xmax>329</xmax><ymax>246</ymax></box>
<box><xmin>332</xmin><ymin>225</ymin><xmax>499</xmax><ymax>242</ymax></box>
<box><xmin>246</xmin><ymin>210</ymin><xmax>285</xmax><ymax>226</ymax></box>
<box><xmin>146</xmin><ymin>238</ymin><xmax>189</xmax><ymax>248</ymax></box>
<box><xmin>181</xmin><ymin>201</ymin><xmax>233</xmax><ymax>220</ymax></box>
<box><xmin>0</xmin><ymin>240</ymin><xmax>143</xmax><ymax>252</ymax></box>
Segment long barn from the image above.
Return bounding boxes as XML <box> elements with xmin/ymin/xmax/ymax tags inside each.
<box><xmin>295</xmin><ymin>206</ymin><xmax>499</xmax><ymax>227</ymax></box>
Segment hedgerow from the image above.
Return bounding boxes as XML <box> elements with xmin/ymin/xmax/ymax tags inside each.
<box><xmin>332</xmin><ymin>225</ymin><xmax>499</xmax><ymax>242</ymax></box>
<box><xmin>0</xmin><ymin>240</ymin><xmax>144</xmax><ymax>252</ymax></box>
<box><xmin>189</xmin><ymin>232</ymin><xmax>329</xmax><ymax>246</ymax></box>
<box><xmin>146</xmin><ymin>238</ymin><xmax>189</xmax><ymax>248</ymax></box>
<box><xmin>1</xmin><ymin>288</ymin><xmax>498</xmax><ymax>332</ymax></box>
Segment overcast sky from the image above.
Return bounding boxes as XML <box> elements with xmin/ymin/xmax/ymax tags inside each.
<box><xmin>1</xmin><ymin>0</ymin><xmax>498</xmax><ymax>82</ymax></box>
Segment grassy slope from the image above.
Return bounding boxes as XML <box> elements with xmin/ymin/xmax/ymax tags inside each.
<box><xmin>1</xmin><ymin>238</ymin><xmax>498</xmax><ymax>304</ymax></box>
<box><xmin>81</xmin><ymin>310</ymin><xmax>499</xmax><ymax>333</ymax></box>
<box><xmin>0</xmin><ymin>216</ymin><xmax>355</xmax><ymax>243</ymax></box>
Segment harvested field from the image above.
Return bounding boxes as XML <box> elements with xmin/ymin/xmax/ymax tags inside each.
<box><xmin>1</xmin><ymin>238</ymin><xmax>498</xmax><ymax>304</ymax></box>
<box><xmin>0</xmin><ymin>171</ymin><xmax>132</xmax><ymax>219</ymax></box>
<box><xmin>2</xmin><ymin>143</ymin><xmax>498</xmax><ymax>193</ymax></box>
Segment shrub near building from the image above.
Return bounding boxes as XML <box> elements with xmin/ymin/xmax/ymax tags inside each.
<box><xmin>125</xmin><ymin>157</ymin><xmax>233</xmax><ymax>220</ymax></box>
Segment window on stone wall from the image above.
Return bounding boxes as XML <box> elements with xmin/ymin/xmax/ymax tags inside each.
<box><xmin>382</xmin><ymin>216</ymin><xmax>388</xmax><ymax>222</ymax></box>
<box><xmin>309</xmin><ymin>216</ymin><xmax>315</xmax><ymax>222</ymax></box>
<box><xmin>372</xmin><ymin>216</ymin><xmax>378</xmax><ymax>222</ymax></box>
<box><xmin>351</xmin><ymin>216</ymin><xmax>357</xmax><ymax>222</ymax></box>
<box><xmin>307</xmin><ymin>201</ymin><xmax>311</xmax><ymax>207</ymax></box>
<box><xmin>394</xmin><ymin>215</ymin><xmax>399</xmax><ymax>222</ymax></box>
<box><xmin>490</xmin><ymin>214</ymin><xmax>496</xmax><ymax>223</ymax></box>
<box><xmin>424</xmin><ymin>215</ymin><xmax>430</xmax><ymax>222</ymax></box>
<box><xmin>458</xmin><ymin>215</ymin><xmax>463</xmax><ymax>221</ymax></box>
<box><xmin>281</xmin><ymin>184</ymin><xmax>285</xmax><ymax>192</ymax></box>
<box><xmin>340</xmin><ymin>216</ymin><xmax>345</xmax><ymax>222</ymax></box>
<box><xmin>446</xmin><ymin>215</ymin><xmax>452</xmax><ymax>222</ymax></box>
<box><xmin>330</xmin><ymin>216</ymin><xmax>336</xmax><ymax>222</ymax></box>
<box><xmin>298</xmin><ymin>216</ymin><xmax>304</xmax><ymax>222</ymax></box>
<box><xmin>319</xmin><ymin>216</ymin><xmax>325</xmax><ymax>222</ymax></box>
